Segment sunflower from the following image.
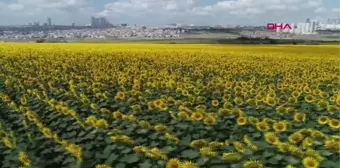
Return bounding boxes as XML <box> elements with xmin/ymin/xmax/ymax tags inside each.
<box><xmin>246</xmin><ymin>98</ymin><xmax>258</xmax><ymax>107</ymax></box>
<box><xmin>237</xmin><ymin>117</ymin><xmax>247</xmax><ymax>126</ymax></box>
<box><xmin>327</xmin><ymin>105</ymin><xmax>339</xmax><ymax>112</ymax></box>
<box><xmin>285</xmin><ymin>107</ymin><xmax>297</xmax><ymax>115</ymax></box>
<box><xmin>178</xmin><ymin>111</ymin><xmax>189</xmax><ymax>119</ymax></box>
<box><xmin>276</xmin><ymin>106</ymin><xmax>286</xmax><ymax>113</ymax></box>
<box><xmin>95</xmin><ymin>119</ymin><xmax>108</xmax><ymax>129</ymax></box>
<box><xmin>148</xmin><ymin>101</ymin><xmax>156</xmax><ymax>110</ymax></box>
<box><xmin>166</xmin><ymin>158</ymin><xmax>181</xmax><ymax>168</ymax></box>
<box><xmin>248</xmin><ymin>116</ymin><xmax>260</xmax><ymax>125</ymax></box>
<box><xmin>190</xmin><ymin>112</ymin><xmax>204</xmax><ymax>121</ymax></box>
<box><xmin>113</xmin><ymin>111</ymin><xmax>123</xmax><ymax>119</ymax></box>
<box><xmin>316</xmin><ymin>100</ymin><xmax>328</xmax><ymax>108</ymax></box>
<box><xmin>265</xmin><ymin>96</ymin><xmax>276</xmax><ymax>106</ymax></box>
<box><xmin>304</xmin><ymin>95</ymin><xmax>315</xmax><ymax>103</ymax></box>
<box><xmin>85</xmin><ymin>115</ymin><xmax>97</xmax><ymax>125</ymax></box>
<box><xmin>154</xmin><ymin>124</ymin><xmax>167</xmax><ymax>133</ymax></box>
<box><xmin>285</xmin><ymin>164</ymin><xmax>296</xmax><ymax>168</ymax></box>
<box><xmin>291</xmin><ymin>91</ymin><xmax>300</xmax><ymax>97</ymax></box>
<box><xmin>317</xmin><ymin>116</ymin><xmax>329</xmax><ymax>125</ymax></box>
<box><xmin>288</xmin><ymin>132</ymin><xmax>304</xmax><ymax>144</ymax></box>
<box><xmin>265</xmin><ymin>132</ymin><xmax>279</xmax><ymax>145</ymax></box>
<box><xmin>196</xmin><ymin>96</ymin><xmax>206</xmax><ymax>104</ymax></box>
<box><xmin>303</xmin><ymin>86</ymin><xmax>312</xmax><ymax>93</ymax></box>
<box><xmin>273</xmin><ymin>121</ymin><xmax>287</xmax><ymax>132</ymax></box>
<box><xmin>319</xmin><ymin>92</ymin><xmax>329</xmax><ymax>99</ymax></box>
<box><xmin>42</xmin><ymin>127</ymin><xmax>53</xmax><ymax>138</ymax></box>
<box><xmin>328</xmin><ymin>119</ymin><xmax>340</xmax><ymax>129</ymax></box>
<box><xmin>223</xmin><ymin>102</ymin><xmax>233</xmax><ymax>109</ymax></box>
<box><xmin>256</xmin><ymin>121</ymin><xmax>270</xmax><ymax>132</ymax></box>
<box><xmin>233</xmin><ymin>141</ymin><xmax>246</xmax><ymax>153</ymax></box>
<box><xmin>138</xmin><ymin>120</ymin><xmax>151</xmax><ymax>129</ymax></box>
<box><xmin>211</xmin><ymin>99</ymin><xmax>219</xmax><ymax>107</ymax></box>
<box><xmin>0</xmin><ymin>131</ymin><xmax>7</xmax><ymax>139</ymax></box>
<box><xmin>243</xmin><ymin>160</ymin><xmax>264</xmax><ymax>168</ymax></box>
<box><xmin>288</xmin><ymin>97</ymin><xmax>298</xmax><ymax>104</ymax></box>
<box><xmin>200</xmin><ymin>147</ymin><xmax>217</xmax><ymax>157</ymax></box>
<box><xmin>277</xmin><ymin>142</ymin><xmax>290</xmax><ymax>153</ymax></box>
<box><xmin>19</xmin><ymin>152</ymin><xmax>31</xmax><ymax>166</ymax></box>
<box><xmin>95</xmin><ymin>164</ymin><xmax>112</xmax><ymax>168</ymax></box>
<box><xmin>234</xmin><ymin>97</ymin><xmax>244</xmax><ymax>106</ymax></box>
<box><xmin>204</xmin><ymin>116</ymin><xmax>217</xmax><ymax>125</ymax></box>
<box><xmin>115</xmin><ymin>91</ymin><xmax>125</xmax><ymax>101</ymax></box>
<box><xmin>302</xmin><ymin>157</ymin><xmax>319</xmax><ymax>168</ymax></box>
<box><xmin>222</xmin><ymin>152</ymin><xmax>243</xmax><ymax>162</ymax></box>
<box><xmin>190</xmin><ymin>139</ymin><xmax>209</xmax><ymax>148</ymax></box>
<box><xmin>294</xmin><ymin>113</ymin><xmax>306</xmax><ymax>122</ymax></box>
<box><xmin>180</xmin><ymin>161</ymin><xmax>198</xmax><ymax>168</ymax></box>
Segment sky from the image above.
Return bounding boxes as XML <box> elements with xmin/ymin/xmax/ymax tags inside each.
<box><xmin>0</xmin><ymin>0</ymin><xmax>339</xmax><ymax>26</ymax></box>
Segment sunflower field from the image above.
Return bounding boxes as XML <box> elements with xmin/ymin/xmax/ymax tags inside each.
<box><xmin>0</xmin><ymin>43</ymin><xmax>339</xmax><ymax>168</ymax></box>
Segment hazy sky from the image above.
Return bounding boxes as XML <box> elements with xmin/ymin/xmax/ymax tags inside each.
<box><xmin>0</xmin><ymin>0</ymin><xmax>339</xmax><ymax>26</ymax></box>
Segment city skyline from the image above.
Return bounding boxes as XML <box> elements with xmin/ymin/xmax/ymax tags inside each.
<box><xmin>0</xmin><ymin>0</ymin><xmax>339</xmax><ymax>26</ymax></box>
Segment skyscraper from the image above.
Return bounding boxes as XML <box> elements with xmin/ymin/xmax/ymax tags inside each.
<box><xmin>306</xmin><ymin>18</ymin><xmax>310</xmax><ymax>23</ymax></box>
<box><xmin>91</xmin><ymin>16</ymin><xmax>112</xmax><ymax>28</ymax></box>
<box><xmin>47</xmin><ymin>18</ymin><xmax>52</xmax><ymax>26</ymax></box>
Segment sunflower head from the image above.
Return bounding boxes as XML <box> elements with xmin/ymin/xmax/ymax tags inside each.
<box><xmin>265</xmin><ymin>132</ymin><xmax>280</xmax><ymax>145</ymax></box>
<box><xmin>166</xmin><ymin>158</ymin><xmax>181</xmax><ymax>168</ymax></box>
<box><xmin>273</xmin><ymin>121</ymin><xmax>287</xmax><ymax>132</ymax></box>
<box><xmin>95</xmin><ymin>164</ymin><xmax>112</xmax><ymax>168</ymax></box>
<box><xmin>304</xmin><ymin>95</ymin><xmax>315</xmax><ymax>103</ymax></box>
<box><xmin>180</xmin><ymin>161</ymin><xmax>198</xmax><ymax>168</ymax></box>
<box><xmin>204</xmin><ymin>116</ymin><xmax>217</xmax><ymax>125</ymax></box>
<box><xmin>302</xmin><ymin>157</ymin><xmax>319</xmax><ymax>168</ymax></box>
<box><xmin>222</xmin><ymin>152</ymin><xmax>243</xmax><ymax>162</ymax></box>
<box><xmin>191</xmin><ymin>112</ymin><xmax>204</xmax><ymax>121</ymax></box>
<box><xmin>256</xmin><ymin>121</ymin><xmax>270</xmax><ymax>132</ymax></box>
<box><xmin>294</xmin><ymin>113</ymin><xmax>306</xmax><ymax>122</ymax></box>
<box><xmin>317</xmin><ymin>116</ymin><xmax>329</xmax><ymax>125</ymax></box>
<box><xmin>243</xmin><ymin>160</ymin><xmax>264</xmax><ymax>168</ymax></box>
<box><xmin>329</xmin><ymin>119</ymin><xmax>340</xmax><ymax>129</ymax></box>
<box><xmin>237</xmin><ymin>116</ymin><xmax>247</xmax><ymax>126</ymax></box>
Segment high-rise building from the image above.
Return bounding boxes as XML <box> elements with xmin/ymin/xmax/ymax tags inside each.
<box><xmin>311</xmin><ymin>20</ymin><xmax>317</xmax><ymax>34</ymax></box>
<box><xmin>306</xmin><ymin>18</ymin><xmax>310</xmax><ymax>23</ymax></box>
<box><xmin>47</xmin><ymin>17</ymin><xmax>52</xmax><ymax>26</ymax></box>
<box><xmin>91</xmin><ymin>16</ymin><xmax>111</xmax><ymax>28</ymax></box>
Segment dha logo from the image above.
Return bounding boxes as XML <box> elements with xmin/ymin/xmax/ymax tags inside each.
<box><xmin>267</xmin><ymin>23</ymin><xmax>292</xmax><ymax>30</ymax></box>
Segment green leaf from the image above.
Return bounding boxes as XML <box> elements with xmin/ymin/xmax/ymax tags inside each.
<box><xmin>181</xmin><ymin>149</ymin><xmax>200</xmax><ymax>159</ymax></box>
<box><xmin>196</xmin><ymin>157</ymin><xmax>210</xmax><ymax>166</ymax></box>
<box><xmin>139</xmin><ymin>161</ymin><xmax>152</xmax><ymax>168</ymax></box>
<box><xmin>161</xmin><ymin>146</ymin><xmax>176</xmax><ymax>154</ymax></box>
<box><xmin>284</xmin><ymin>156</ymin><xmax>300</xmax><ymax>165</ymax></box>
<box><xmin>273</xmin><ymin>154</ymin><xmax>284</xmax><ymax>161</ymax></box>
<box><xmin>252</xmin><ymin>132</ymin><xmax>261</xmax><ymax>138</ymax></box>
<box><xmin>319</xmin><ymin>150</ymin><xmax>333</xmax><ymax>156</ymax></box>
<box><xmin>180</xmin><ymin>135</ymin><xmax>191</xmax><ymax>145</ymax></box>
<box><xmin>105</xmin><ymin>153</ymin><xmax>119</xmax><ymax>165</ymax></box>
<box><xmin>120</xmin><ymin>154</ymin><xmax>140</xmax><ymax>164</ymax></box>
<box><xmin>136</xmin><ymin>129</ymin><xmax>148</xmax><ymax>134</ymax></box>
<box><xmin>148</xmin><ymin>133</ymin><xmax>158</xmax><ymax>140</ymax></box>
<box><xmin>116</xmin><ymin>163</ymin><xmax>126</xmax><ymax>168</ymax></box>
<box><xmin>121</xmin><ymin>148</ymin><xmax>132</xmax><ymax>154</ymax></box>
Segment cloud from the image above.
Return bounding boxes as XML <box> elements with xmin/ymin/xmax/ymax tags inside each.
<box><xmin>96</xmin><ymin>0</ymin><xmax>331</xmax><ymax>25</ymax></box>
<box><xmin>0</xmin><ymin>0</ymin><xmax>338</xmax><ymax>25</ymax></box>
<box><xmin>0</xmin><ymin>0</ymin><xmax>94</xmax><ymax>25</ymax></box>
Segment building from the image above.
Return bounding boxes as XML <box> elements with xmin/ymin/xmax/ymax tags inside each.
<box><xmin>91</xmin><ymin>17</ymin><xmax>112</xmax><ymax>28</ymax></box>
<box><xmin>311</xmin><ymin>20</ymin><xmax>317</xmax><ymax>33</ymax></box>
<box><xmin>306</xmin><ymin>18</ymin><xmax>310</xmax><ymax>23</ymax></box>
<box><xmin>47</xmin><ymin>18</ymin><xmax>52</xmax><ymax>26</ymax></box>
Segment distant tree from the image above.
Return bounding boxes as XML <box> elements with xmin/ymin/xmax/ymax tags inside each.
<box><xmin>36</xmin><ymin>39</ymin><xmax>45</xmax><ymax>43</ymax></box>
